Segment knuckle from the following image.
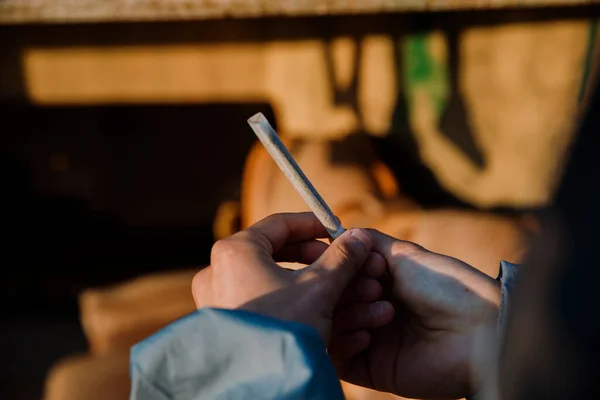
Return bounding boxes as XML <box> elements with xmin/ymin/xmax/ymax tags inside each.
<box><xmin>298</xmin><ymin>268</ymin><xmax>320</xmax><ymax>283</ymax></box>
<box><xmin>210</xmin><ymin>239</ymin><xmax>237</xmax><ymax>263</ymax></box>
<box><xmin>191</xmin><ymin>268</ymin><xmax>208</xmax><ymax>290</ymax></box>
<box><xmin>258</xmin><ymin>212</ymin><xmax>286</xmax><ymax>226</ymax></box>
<box><xmin>391</xmin><ymin>240</ymin><xmax>423</xmax><ymax>258</ymax></box>
<box><xmin>334</xmin><ymin>242</ymin><xmax>357</xmax><ymax>265</ymax></box>
<box><xmin>191</xmin><ymin>268</ymin><xmax>212</xmax><ymax>306</ymax></box>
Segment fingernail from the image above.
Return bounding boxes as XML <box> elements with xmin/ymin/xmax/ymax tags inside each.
<box><xmin>370</xmin><ymin>301</ymin><xmax>384</xmax><ymax>319</ymax></box>
<box><xmin>349</xmin><ymin>229</ymin><xmax>370</xmax><ymax>249</ymax></box>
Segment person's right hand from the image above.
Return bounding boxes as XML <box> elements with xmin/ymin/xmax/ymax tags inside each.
<box><xmin>329</xmin><ymin>230</ymin><xmax>501</xmax><ymax>399</ymax></box>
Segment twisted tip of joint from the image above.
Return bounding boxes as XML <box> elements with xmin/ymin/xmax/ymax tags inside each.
<box><xmin>248</xmin><ymin>112</ymin><xmax>266</xmax><ymax>125</ymax></box>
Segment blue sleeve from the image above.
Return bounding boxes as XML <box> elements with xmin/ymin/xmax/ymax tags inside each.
<box><xmin>496</xmin><ymin>260</ymin><xmax>519</xmax><ymax>338</ymax></box>
<box><xmin>129</xmin><ymin>308</ymin><xmax>344</xmax><ymax>400</ymax></box>
<box><xmin>467</xmin><ymin>260</ymin><xmax>520</xmax><ymax>400</ymax></box>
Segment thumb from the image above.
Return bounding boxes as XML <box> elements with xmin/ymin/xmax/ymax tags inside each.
<box><xmin>311</xmin><ymin>228</ymin><xmax>372</xmax><ymax>298</ymax></box>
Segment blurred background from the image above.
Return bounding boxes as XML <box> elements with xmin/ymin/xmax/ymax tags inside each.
<box><xmin>1</xmin><ymin>2</ymin><xmax>599</xmax><ymax>399</ymax></box>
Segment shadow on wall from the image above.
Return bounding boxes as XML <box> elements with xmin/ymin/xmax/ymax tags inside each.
<box><xmin>0</xmin><ymin>101</ymin><xmax>275</xmax><ymax>400</ymax></box>
<box><xmin>0</xmin><ymin>103</ymin><xmax>275</xmax><ymax>313</ymax></box>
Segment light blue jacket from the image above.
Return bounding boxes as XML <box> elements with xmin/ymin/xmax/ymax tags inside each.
<box><xmin>130</xmin><ymin>261</ymin><xmax>518</xmax><ymax>400</ymax></box>
<box><xmin>130</xmin><ymin>308</ymin><xmax>344</xmax><ymax>400</ymax></box>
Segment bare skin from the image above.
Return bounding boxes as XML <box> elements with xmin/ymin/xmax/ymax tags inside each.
<box><xmin>192</xmin><ymin>212</ymin><xmax>391</xmax><ymax>344</ymax></box>
<box><xmin>192</xmin><ymin>212</ymin><xmax>501</xmax><ymax>399</ymax></box>
<box><xmin>330</xmin><ymin>230</ymin><xmax>501</xmax><ymax>399</ymax></box>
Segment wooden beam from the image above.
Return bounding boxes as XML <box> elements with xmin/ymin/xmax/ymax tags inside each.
<box><xmin>0</xmin><ymin>0</ymin><xmax>597</xmax><ymax>25</ymax></box>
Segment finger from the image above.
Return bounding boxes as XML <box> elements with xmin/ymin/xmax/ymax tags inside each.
<box><xmin>333</xmin><ymin>301</ymin><xmax>395</xmax><ymax>334</ymax></box>
<box><xmin>242</xmin><ymin>212</ymin><xmax>329</xmax><ymax>255</ymax></box>
<box><xmin>337</xmin><ymin>277</ymin><xmax>382</xmax><ymax>307</ymax></box>
<box><xmin>328</xmin><ymin>330</ymin><xmax>371</xmax><ymax>361</ymax></box>
<box><xmin>361</xmin><ymin>252</ymin><xmax>387</xmax><ymax>278</ymax></box>
<box><xmin>366</xmin><ymin>229</ymin><xmax>424</xmax><ymax>268</ymax></box>
<box><xmin>273</xmin><ymin>240</ymin><xmax>328</xmax><ymax>265</ymax></box>
<box><xmin>310</xmin><ymin>229</ymin><xmax>372</xmax><ymax>299</ymax></box>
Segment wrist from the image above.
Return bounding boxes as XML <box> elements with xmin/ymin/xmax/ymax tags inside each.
<box><xmin>469</xmin><ymin>278</ymin><xmax>501</xmax><ymax>397</ymax></box>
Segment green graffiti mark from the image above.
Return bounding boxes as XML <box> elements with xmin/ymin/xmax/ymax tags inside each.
<box><xmin>402</xmin><ymin>33</ymin><xmax>449</xmax><ymax>117</ymax></box>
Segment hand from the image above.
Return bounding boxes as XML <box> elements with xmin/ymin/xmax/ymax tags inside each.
<box><xmin>192</xmin><ymin>212</ymin><xmax>389</xmax><ymax>343</ymax></box>
<box><xmin>330</xmin><ymin>230</ymin><xmax>501</xmax><ymax>399</ymax></box>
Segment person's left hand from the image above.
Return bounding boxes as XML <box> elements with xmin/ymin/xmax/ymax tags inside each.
<box><xmin>192</xmin><ymin>212</ymin><xmax>393</xmax><ymax>343</ymax></box>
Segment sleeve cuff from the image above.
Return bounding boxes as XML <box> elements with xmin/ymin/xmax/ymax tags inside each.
<box><xmin>467</xmin><ymin>260</ymin><xmax>520</xmax><ymax>400</ymax></box>
<box><xmin>496</xmin><ymin>260</ymin><xmax>519</xmax><ymax>337</ymax></box>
